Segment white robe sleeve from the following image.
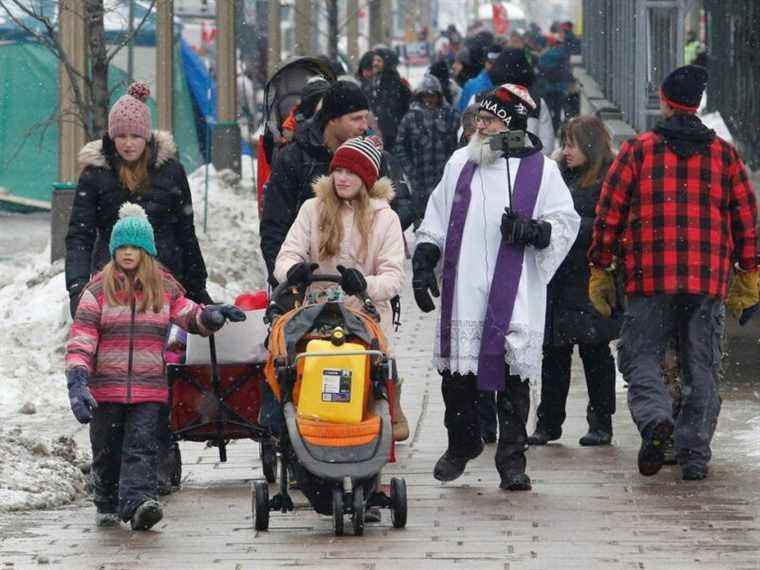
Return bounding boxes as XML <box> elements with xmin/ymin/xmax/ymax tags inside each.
<box><xmin>533</xmin><ymin>160</ymin><xmax>580</xmax><ymax>283</ymax></box>
<box><xmin>414</xmin><ymin>160</ymin><xmax>454</xmax><ymax>252</ymax></box>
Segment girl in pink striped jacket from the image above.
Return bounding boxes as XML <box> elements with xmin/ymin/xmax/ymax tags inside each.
<box><xmin>65</xmin><ymin>203</ymin><xmax>244</xmax><ymax>530</ymax></box>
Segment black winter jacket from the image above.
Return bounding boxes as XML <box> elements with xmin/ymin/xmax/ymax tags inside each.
<box><xmin>259</xmin><ymin>119</ymin><xmax>415</xmax><ymax>284</ymax></box>
<box><xmin>545</xmin><ymin>162</ymin><xmax>620</xmax><ymax>347</ymax></box>
<box><xmin>365</xmin><ymin>68</ymin><xmax>412</xmax><ymax>152</ymax></box>
<box><xmin>65</xmin><ymin>131</ymin><xmax>211</xmax><ymax>306</ymax></box>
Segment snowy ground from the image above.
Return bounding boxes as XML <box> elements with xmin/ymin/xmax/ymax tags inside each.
<box><xmin>0</xmin><ymin>156</ymin><xmax>266</xmax><ymax>512</ymax></box>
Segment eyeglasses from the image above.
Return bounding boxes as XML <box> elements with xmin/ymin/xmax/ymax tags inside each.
<box><xmin>474</xmin><ymin>113</ymin><xmax>500</xmax><ymax>127</ymax></box>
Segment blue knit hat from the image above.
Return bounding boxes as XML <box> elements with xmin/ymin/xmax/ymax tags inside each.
<box><xmin>109</xmin><ymin>203</ymin><xmax>157</xmax><ymax>257</ymax></box>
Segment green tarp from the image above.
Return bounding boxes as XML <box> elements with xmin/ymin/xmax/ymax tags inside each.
<box><xmin>0</xmin><ymin>42</ymin><xmax>202</xmax><ymax>204</ymax></box>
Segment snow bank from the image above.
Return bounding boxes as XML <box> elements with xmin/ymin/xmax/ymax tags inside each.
<box><xmin>0</xmin><ymin>156</ymin><xmax>266</xmax><ymax>511</ymax></box>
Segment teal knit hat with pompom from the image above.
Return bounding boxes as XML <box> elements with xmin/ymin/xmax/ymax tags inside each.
<box><xmin>109</xmin><ymin>203</ymin><xmax>157</xmax><ymax>256</ymax></box>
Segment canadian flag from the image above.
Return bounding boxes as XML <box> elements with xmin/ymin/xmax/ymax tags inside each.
<box><xmin>492</xmin><ymin>1</ymin><xmax>509</xmax><ymax>36</ymax></box>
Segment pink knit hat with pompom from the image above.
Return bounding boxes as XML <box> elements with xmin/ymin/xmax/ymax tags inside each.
<box><xmin>108</xmin><ymin>82</ymin><xmax>152</xmax><ymax>140</ymax></box>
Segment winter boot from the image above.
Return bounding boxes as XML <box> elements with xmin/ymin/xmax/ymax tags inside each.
<box><xmin>527</xmin><ymin>425</ymin><xmax>562</xmax><ymax>446</ymax></box>
<box><xmin>682</xmin><ymin>464</ymin><xmax>708</xmax><ymax>481</ymax></box>
<box><xmin>392</xmin><ymin>378</ymin><xmax>410</xmax><ymax>442</ymax></box>
<box><xmin>433</xmin><ymin>442</ymin><xmax>484</xmax><ymax>482</ymax></box>
<box><xmin>130</xmin><ymin>499</ymin><xmax>163</xmax><ymax>531</ymax></box>
<box><xmin>662</xmin><ymin>435</ymin><xmax>676</xmax><ymax>465</ymax></box>
<box><xmin>579</xmin><ymin>413</ymin><xmax>612</xmax><ymax>446</ymax></box>
<box><xmin>499</xmin><ymin>473</ymin><xmax>532</xmax><ymax>491</ymax></box>
<box><xmin>637</xmin><ymin>420</ymin><xmax>674</xmax><ymax>476</ymax></box>
<box><xmin>95</xmin><ymin>511</ymin><xmax>120</xmax><ymax>528</ymax></box>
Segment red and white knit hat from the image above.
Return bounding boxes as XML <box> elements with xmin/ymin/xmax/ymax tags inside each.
<box><xmin>108</xmin><ymin>82</ymin><xmax>152</xmax><ymax>140</ymax></box>
<box><xmin>329</xmin><ymin>136</ymin><xmax>383</xmax><ymax>190</ymax></box>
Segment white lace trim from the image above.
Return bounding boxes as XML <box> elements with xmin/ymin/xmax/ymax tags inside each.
<box><xmin>535</xmin><ymin>213</ymin><xmax>578</xmax><ymax>279</ymax></box>
<box><xmin>431</xmin><ymin>319</ymin><xmax>544</xmax><ymax>389</ymax></box>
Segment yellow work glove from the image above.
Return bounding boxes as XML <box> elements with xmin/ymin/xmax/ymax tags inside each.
<box><xmin>726</xmin><ymin>267</ymin><xmax>759</xmax><ymax>318</ymax></box>
<box><xmin>588</xmin><ymin>266</ymin><xmax>616</xmax><ymax>318</ymax></box>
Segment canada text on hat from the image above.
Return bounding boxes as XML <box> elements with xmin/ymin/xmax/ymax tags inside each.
<box><xmin>479</xmin><ymin>83</ymin><xmax>535</xmax><ymax>125</ymax></box>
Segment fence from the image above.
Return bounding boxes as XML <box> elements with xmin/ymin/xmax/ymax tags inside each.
<box><xmin>581</xmin><ymin>0</ymin><xmax>695</xmax><ymax>132</ymax></box>
<box><xmin>704</xmin><ymin>0</ymin><xmax>760</xmax><ymax>169</ymax></box>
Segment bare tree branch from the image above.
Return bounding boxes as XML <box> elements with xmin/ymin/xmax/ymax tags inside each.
<box><xmin>105</xmin><ymin>0</ymin><xmax>158</xmax><ymax>64</ymax></box>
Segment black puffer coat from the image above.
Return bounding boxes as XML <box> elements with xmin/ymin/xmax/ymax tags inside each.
<box><xmin>545</xmin><ymin>162</ymin><xmax>621</xmax><ymax>347</ymax></box>
<box><xmin>260</xmin><ymin>119</ymin><xmax>415</xmax><ymax>284</ymax></box>
<box><xmin>65</xmin><ymin>131</ymin><xmax>211</xmax><ymax>308</ymax></box>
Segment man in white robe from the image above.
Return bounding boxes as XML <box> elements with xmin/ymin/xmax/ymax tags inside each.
<box><xmin>412</xmin><ymin>84</ymin><xmax>580</xmax><ymax>490</ymax></box>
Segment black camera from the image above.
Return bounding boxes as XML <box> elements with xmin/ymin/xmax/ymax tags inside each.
<box><xmin>488</xmin><ymin>130</ymin><xmax>527</xmax><ymax>153</ymax></box>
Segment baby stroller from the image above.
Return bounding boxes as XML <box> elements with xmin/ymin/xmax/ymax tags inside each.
<box><xmin>253</xmin><ymin>274</ymin><xmax>408</xmax><ymax>536</ymax></box>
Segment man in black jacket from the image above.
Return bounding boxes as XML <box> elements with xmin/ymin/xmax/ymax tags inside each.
<box><xmin>260</xmin><ymin>80</ymin><xmax>415</xmax><ymax>285</ymax></box>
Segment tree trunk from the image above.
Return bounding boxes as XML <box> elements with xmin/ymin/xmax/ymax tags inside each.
<box><xmin>86</xmin><ymin>0</ymin><xmax>109</xmax><ymax>137</ymax></box>
<box><xmin>327</xmin><ymin>0</ymin><xmax>338</xmax><ymax>62</ymax></box>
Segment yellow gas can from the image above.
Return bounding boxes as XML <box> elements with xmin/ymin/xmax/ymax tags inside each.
<box><xmin>297</xmin><ymin>339</ymin><xmax>369</xmax><ymax>424</ymax></box>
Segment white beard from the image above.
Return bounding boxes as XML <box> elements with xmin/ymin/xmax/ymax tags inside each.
<box><xmin>467</xmin><ymin>133</ymin><xmax>503</xmax><ymax>165</ymax></box>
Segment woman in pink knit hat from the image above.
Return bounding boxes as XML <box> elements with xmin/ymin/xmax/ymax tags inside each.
<box><xmin>65</xmin><ymin>81</ymin><xmax>212</xmax><ymax>495</ymax></box>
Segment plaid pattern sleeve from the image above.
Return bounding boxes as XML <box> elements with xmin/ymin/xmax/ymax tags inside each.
<box><xmin>727</xmin><ymin>148</ymin><xmax>758</xmax><ymax>270</ymax></box>
<box><xmin>588</xmin><ymin>139</ymin><xmax>639</xmax><ymax>269</ymax></box>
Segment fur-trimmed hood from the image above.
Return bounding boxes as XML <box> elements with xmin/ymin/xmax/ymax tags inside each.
<box><xmin>312</xmin><ymin>175</ymin><xmax>395</xmax><ymax>209</ymax></box>
<box><xmin>78</xmin><ymin>130</ymin><xmax>178</xmax><ymax>171</ymax></box>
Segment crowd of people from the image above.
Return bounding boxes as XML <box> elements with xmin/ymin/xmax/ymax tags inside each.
<box><xmin>61</xmin><ymin>19</ymin><xmax>758</xmax><ymax>531</ymax></box>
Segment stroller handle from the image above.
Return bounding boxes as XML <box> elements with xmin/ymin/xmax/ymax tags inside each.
<box><xmin>269</xmin><ymin>273</ymin><xmax>381</xmax><ymax>322</ymax></box>
<box><xmin>293</xmin><ymin>349</ymin><xmax>386</xmax><ymax>365</ymax></box>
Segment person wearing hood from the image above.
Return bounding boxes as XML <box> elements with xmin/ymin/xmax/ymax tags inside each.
<box><xmin>356</xmin><ymin>50</ymin><xmax>375</xmax><ymax>88</ymax></box>
<box><xmin>428</xmin><ymin>58</ymin><xmax>462</xmax><ymax>107</ymax></box>
<box><xmin>396</xmin><ymin>74</ymin><xmax>461</xmax><ymax>225</ymax></box>
<box><xmin>65</xmin><ymin>82</ymin><xmax>213</xmax><ymax>496</ymax></box>
<box><xmin>588</xmin><ymin>65</ymin><xmax>758</xmax><ymax>481</ymax></box>
<box><xmin>366</xmin><ymin>47</ymin><xmax>412</xmax><ymax>152</ymax></box>
<box><xmin>412</xmin><ymin>84</ymin><xmax>579</xmax><ymax>491</ymax></box>
<box><xmin>260</xmin><ymin>80</ymin><xmax>415</xmax><ymax>287</ymax></box>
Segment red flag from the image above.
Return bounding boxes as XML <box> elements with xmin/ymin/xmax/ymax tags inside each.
<box><xmin>492</xmin><ymin>2</ymin><xmax>509</xmax><ymax>36</ymax></box>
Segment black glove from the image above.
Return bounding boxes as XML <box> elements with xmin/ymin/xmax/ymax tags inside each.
<box><xmin>336</xmin><ymin>265</ymin><xmax>367</xmax><ymax>296</ymax></box>
<box><xmin>501</xmin><ymin>208</ymin><xmax>552</xmax><ymax>249</ymax></box>
<box><xmin>286</xmin><ymin>262</ymin><xmax>319</xmax><ymax>286</ymax></box>
<box><xmin>201</xmin><ymin>304</ymin><xmax>247</xmax><ymax>332</ymax></box>
<box><xmin>739</xmin><ymin>303</ymin><xmax>759</xmax><ymax>326</ymax></box>
<box><xmin>412</xmin><ymin>243</ymin><xmax>441</xmax><ymax>313</ymax></box>
<box><xmin>67</xmin><ymin>367</ymin><xmax>97</xmax><ymax>424</ymax></box>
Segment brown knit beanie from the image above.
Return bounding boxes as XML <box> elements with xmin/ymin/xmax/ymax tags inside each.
<box><xmin>108</xmin><ymin>82</ymin><xmax>152</xmax><ymax>140</ymax></box>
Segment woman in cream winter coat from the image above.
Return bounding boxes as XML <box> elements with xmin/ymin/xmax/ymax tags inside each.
<box><xmin>273</xmin><ymin>136</ymin><xmax>409</xmax><ymax>443</ymax></box>
<box><xmin>274</xmin><ymin>137</ymin><xmax>405</xmax><ymax>339</ymax></box>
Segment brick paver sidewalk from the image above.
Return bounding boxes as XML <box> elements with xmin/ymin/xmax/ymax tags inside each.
<box><xmin>2</xmin><ymin>287</ymin><xmax>760</xmax><ymax>569</ymax></box>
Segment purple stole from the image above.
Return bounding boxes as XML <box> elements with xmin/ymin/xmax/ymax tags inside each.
<box><xmin>439</xmin><ymin>152</ymin><xmax>544</xmax><ymax>390</ymax></box>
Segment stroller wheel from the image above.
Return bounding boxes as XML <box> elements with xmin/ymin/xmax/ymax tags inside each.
<box><xmin>332</xmin><ymin>488</ymin><xmax>345</xmax><ymax>536</ymax></box>
<box><xmin>351</xmin><ymin>487</ymin><xmax>365</xmax><ymax>536</ymax></box>
<box><xmin>260</xmin><ymin>442</ymin><xmax>278</xmax><ymax>484</ymax></box>
<box><xmin>252</xmin><ymin>480</ymin><xmax>270</xmax><ymax>531</ymax></box>
<box><xmin>390</xmin><ymin>477</ymin><xmax>407</xmax><ymax>529</ymax></box>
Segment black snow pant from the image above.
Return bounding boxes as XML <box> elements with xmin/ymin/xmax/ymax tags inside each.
<box><xmin>441</xmin><ymin>367</ymin><xmax>531</xmax><ymax>477</ymax></box>
<box><xmin>477</xmin><ymin>390</ymin><xmax>498</xmax><ymax>440</ymax></box>
<box><xmin>618</xmin><ymin>294</ymin><xmax>723</xmax><ymax>469</ymax></box>
<box><xmin>543</xmin><ymin>90</ymin><xmax>566</xmax><ymax>134</ymax></box>
<box><xmin>537</xmin><ymin>342</ymin><xmax>616</xmax><ymax>433</ymax></box>
<box><xmin>90</xmin><ymin>402</ymin><xmax>161</xmax><ymax>521</ymax></box>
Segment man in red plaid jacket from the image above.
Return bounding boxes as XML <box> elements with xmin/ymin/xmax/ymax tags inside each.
<box><xmin>587</xmin><ymin>65</ymin><xmax>759</xmax><ymax>481</ymax></box>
